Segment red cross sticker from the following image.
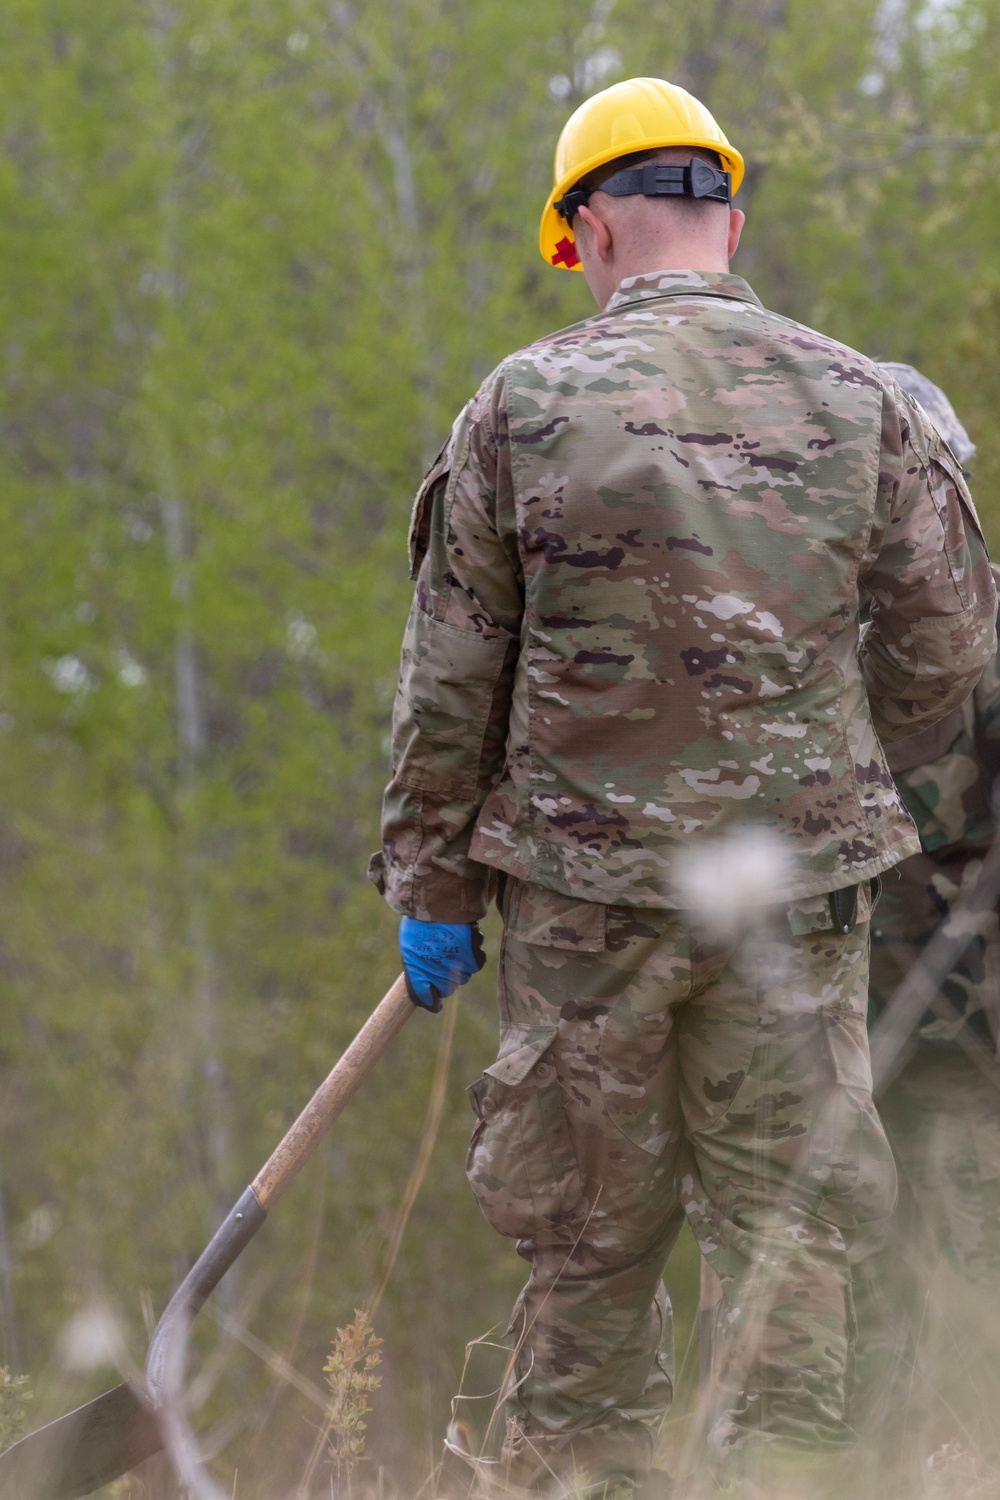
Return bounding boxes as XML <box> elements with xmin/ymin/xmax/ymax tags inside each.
<box><xmin>551</xmin><ymin>236</ymin><xmax>580</xmax><ymax>269</ymax></box>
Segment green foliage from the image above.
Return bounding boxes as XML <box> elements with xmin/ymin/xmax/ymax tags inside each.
<box><xmin>0</xmin><ymin>1</ymin><xmax>997</xmax><ymax>1492</ymax></box>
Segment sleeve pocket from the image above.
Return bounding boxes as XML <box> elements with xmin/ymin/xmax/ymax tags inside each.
<box><xmin>407</xmin><ymin>440</ymin><xmax>451</xmax><ymax>580</ymax></box>
<box><xmin>909</xmin><ymin>601</ymin><xmax>993</xmax><ymax>682</ymax></box>
<box><xmin>407</xmin><ymin>404</ymin><xmax>475</xmax><ymax>580</ymax></box>
<box><xmin>393</xmin><ymin>609</ymin><xmax>515</xmax><ymax>800</ymax></box>
<box><xmin>935</xmin><ymin>444</ymin><xmax>987</xmax><ymax>547</ymax></box>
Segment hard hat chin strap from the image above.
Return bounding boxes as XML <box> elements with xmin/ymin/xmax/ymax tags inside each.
<box><xmin>555</xmin><ymin>159</ymin><xmax>732</xmax><ymax>224</ymax></box>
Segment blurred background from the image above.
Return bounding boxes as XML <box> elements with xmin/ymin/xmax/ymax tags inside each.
<box><xmin>1</xmin><ymin>0</ymin><xmax>1000</xmax><ymax>1493</ymax></box>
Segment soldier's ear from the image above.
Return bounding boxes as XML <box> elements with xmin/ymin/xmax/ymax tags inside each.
<box><xmin>727</xmin><ymin>209</ymin><xmax>745</xmax><ymax>262</ymax></box>
<box><xmin>577</xmin><ymin>204</ymin><xmax>614</xmax><ymax>265</ymax></box>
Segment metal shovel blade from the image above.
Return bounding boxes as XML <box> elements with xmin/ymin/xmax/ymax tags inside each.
<box><xmin>0</xmin><ymin>1382</ymin><xmax>162</xmax><ymax>1497</ymax></box>
<box><xmin>0</xmin><ymin>977</ymin><xmax>413</xmax><ymax>1498</ymax></box>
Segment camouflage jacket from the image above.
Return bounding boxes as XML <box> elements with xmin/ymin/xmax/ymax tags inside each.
<box><xmin>374</xmin><ymin>270</ymin><xmax>996</xmax><ymax>921</ymax></box>
<box><xmin>883</xmin><ymin>570</ymin><xmax>1000</xmax><ymax>859</ymax></box>
<box><xmin>869</xmin><ymin>577</ymin><xmax>1000</xmax><ymax>1046</ymax></box>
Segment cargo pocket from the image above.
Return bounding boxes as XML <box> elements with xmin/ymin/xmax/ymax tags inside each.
<box><xmin>810</xmin><ymin>1005</ymin><xmax>897</xmax><ymax>1225</ymax></box>
<box><xmin>466</xmin><ymin>1026</ymin><xmax>582</xmax><ymax>1239</ymax></box>
<box><xmin>600</xmin><ymin>980</ymin><xmax>678</xmax><ymax>1157</ymax></box>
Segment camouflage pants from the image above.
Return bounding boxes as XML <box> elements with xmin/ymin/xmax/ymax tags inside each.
<box><xmin>849</xmin><ymin>853</ymin><xmax>1000</xmax><ymax>1441</ymax></box>
<box><xmin>850</xmin><ymin>1052</ymin><xmax>1000</xmax><ymax>1438</ymax></box>
<box><xmin>465</xmin><ymin>879</ymin><xmax>897</xmax><ymax>1483</ymax></box>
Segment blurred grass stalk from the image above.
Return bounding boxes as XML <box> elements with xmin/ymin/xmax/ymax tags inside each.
<box><xmin>322</xmin><ymin>1309</ymin><xmax>382</xmax><ymax>1498</ymax></box>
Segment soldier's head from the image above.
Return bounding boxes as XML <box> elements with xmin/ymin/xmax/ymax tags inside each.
<box><xmin>572</xmin><ymin>146</ymin><xmax>745</xmax><ymax>307</ymax></box>
<box><xmin>540</xmin><ymin>78</ymin><xmax>746</xmax><ymax>308</ymax></box>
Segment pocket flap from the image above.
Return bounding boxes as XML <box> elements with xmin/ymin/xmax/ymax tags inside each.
<box><xmin>821</xmin><ymin>1007</ymin><xmax>873</xmax><ymax>1092</ymax></box>
<box><xmin>788</xmin><ymin>882</ymin><xmax>874</xmax><ymax>936</ymax></box>
<box><xmin>508</xmin><ymin>884</ymin><xmax>607</xmax><ymax>951</ymax></box>
<box><xmin>484</xmin><ymin>1026</ymin><xmax>558</xmax><ymax>1087</ymax></box>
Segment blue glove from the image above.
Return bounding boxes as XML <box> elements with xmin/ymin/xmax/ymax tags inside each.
<box><xmin>399</xmin><ymin>917</ymin><xmax>486</xmax><ymax>1013</ymax></box>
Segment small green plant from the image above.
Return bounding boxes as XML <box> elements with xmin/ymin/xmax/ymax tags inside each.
<box><xmin>323</xmin><ymin>1309</ymin><xmax>383</xmax><ymax>1493</ymax></box>
<box><xmin>0</xmin><ymin>1367</ymin><xmax>32</xmax><ymax>1450</ymax></box>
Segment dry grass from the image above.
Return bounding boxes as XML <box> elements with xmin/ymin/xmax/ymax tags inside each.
<box><xmin>322</xmin><ymin>1310</ymin><xmax>383</xmax><ymax>1494</ymax></box>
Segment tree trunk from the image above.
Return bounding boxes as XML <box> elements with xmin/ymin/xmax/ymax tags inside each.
<box><xmin>148</xmin><ymin>1</ymin><xmax>233</xmax><ymax>1257</ymax></box>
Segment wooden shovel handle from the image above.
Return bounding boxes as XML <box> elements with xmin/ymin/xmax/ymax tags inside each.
<box><xmin>146</xmin><ymin>975</ymin><xmax>415</xmax><ymax>1408</ymax></box>
<box><xmin>0</xmin><ymin>984</ymin><xmax>418</xmax><ymax>1500</ymax></box>
<box><xmin>251</xmin><ymin>974</ymin><xmax>413</xmax><ymax>1211</ymax></box>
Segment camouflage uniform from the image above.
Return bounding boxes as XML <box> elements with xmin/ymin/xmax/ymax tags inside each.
<box><xmin>372</xmin><ymin>273</ymin><xmax>996</xmax><ymax>1480</ymax></box>
<box><xmin>471</xmin><ymin>878</ymin><xmax>893</xmax><ymax>1483</ymax></box>
<box><xmin>850</xmin><ymin>533</ymin><xmax>1000</xmax><ymax>1439</ymax></box>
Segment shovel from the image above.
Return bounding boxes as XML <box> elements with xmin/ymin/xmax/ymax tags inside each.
<box><xmin>0</xmin><ymin>974</ymin><xmax>414</xmax><ymax>1497</ymax></box>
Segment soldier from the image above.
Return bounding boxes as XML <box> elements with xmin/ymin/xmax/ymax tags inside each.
<box><xmin>368</xmin><ymin>77</ymin><xmax>997</xmax><ymax>1493</ymax></box>
<box><xmin>849</xmin><ymin>366</ymin><xmax>1000</xmax><ymax>1449</ymax></box>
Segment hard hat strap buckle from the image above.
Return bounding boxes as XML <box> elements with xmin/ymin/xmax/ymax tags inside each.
<box><xmin>603</xmin><ymin>160</ymin><xmax>732</xmax><ymax>205</ymax></box>
<box><xmin>554</xmin><ymin>158</ymin><xmax>732</xmax><ymax>224</ymax></box>
<box><xmin>553</xmin><ymin>185</ymin><xmax>592</xmax><ymax>224</ymax></box>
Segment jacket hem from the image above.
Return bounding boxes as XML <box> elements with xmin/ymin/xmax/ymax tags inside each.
<box><xmin>468</xmin><ymin>834</ymin><xmax>922</xmax><ymax>910</ymax></box>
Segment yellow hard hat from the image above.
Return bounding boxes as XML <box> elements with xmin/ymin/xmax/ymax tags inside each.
<box><xmin>540</xmin><ymin>77</ymin><xmax>745</xmax><ymax>271</ymax></box>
